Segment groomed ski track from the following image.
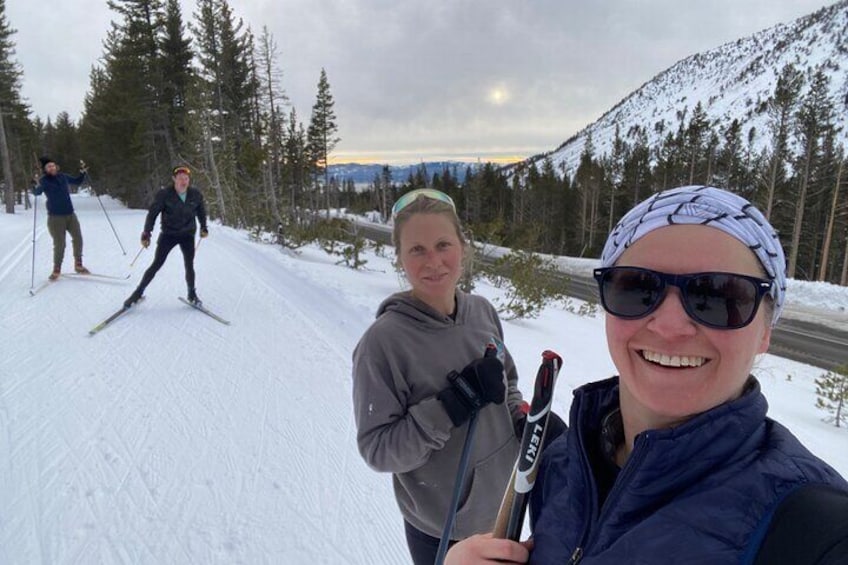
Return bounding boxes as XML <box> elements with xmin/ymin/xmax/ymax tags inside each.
<box><xmin>0</xmin><ymin>195</ymin><xmax>408</xmax><ymax>564</ymax></box>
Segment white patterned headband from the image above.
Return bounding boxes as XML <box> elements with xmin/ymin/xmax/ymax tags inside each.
<box><xmin>600</xmin><ymin>185</ymin><xmax>786</xmax><ymax>326</ymax></box>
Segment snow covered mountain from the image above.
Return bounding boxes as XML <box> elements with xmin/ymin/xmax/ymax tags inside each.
<box><xmin>328</xmin><ymin>161</ymin><xmax>475</xmax><ymax>185</ymax></box>
<box><xmin>530</xmin><ymin>0</ymin><xmax>848</xmax><ymax>175</ymax></box>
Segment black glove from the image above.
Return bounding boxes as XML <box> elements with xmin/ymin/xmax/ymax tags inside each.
<box><xmin>141</xmin><ymin>231</ymin><xmax>151</xmax><ymax>248</ymax></box>
<box><xmin>438</xmin><ymin>357</ymin><xmax>506</xmax><ymax>426</ymax></box>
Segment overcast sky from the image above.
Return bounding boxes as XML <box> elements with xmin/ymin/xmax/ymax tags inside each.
<box><xmin>7</xmin><ymin>0</ymin><xmax>837</xmax><ymax>165</ymax></box>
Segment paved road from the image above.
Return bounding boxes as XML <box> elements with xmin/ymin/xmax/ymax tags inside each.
<box><xmin>356</xmin><ymin>222</ymin><xmax>848</xmax><ymax>371</ymax></box>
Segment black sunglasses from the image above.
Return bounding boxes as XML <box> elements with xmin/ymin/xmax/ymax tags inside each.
<box><xmin>593</xmin><ymin>266</ymin><xmax>773</xmax><ymax>330</ymax></box>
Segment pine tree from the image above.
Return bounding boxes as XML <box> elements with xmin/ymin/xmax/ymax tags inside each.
<box><xmin>255</xmin><ymin>25</ymin><xmax>289</xmax><ymax>225</ymax></box>
<box><xmin>717</xmin><ymin>120</ymin><xmax>744</xmax><ymax>191</ymax></box>
<box><xmin>685</xmin><ymin>102</ymin><xmax>710</xmax><ymax>184</ymax></box>
<box><xmin>818</xmin><ymin>154</ymin><xmax>845</xmax><ymax>282</ymax></box>
<box><xmin>79</xmin><ymin>0</ymin><xmax>172</xmax><ymax>206</ymax></box>
<box><xmin>283</xmin><ymin>107</ymin><xmax>307</xmax><ymax>219</ymax></box>
<box><xmin>191</xmin><ymin>0</ymin><xmax>260</xmax><ymax>225</ymax></box>
<box><xmin>306</xmin><ymin>68</ymin><xmax>339</xmax><ymax>216</ymax></box>
<box><xmin>52</xmin><ymin>112</ymin><xmax>80</xmax><ymax>175</ymax></box>
<box><xmin>788</xmin><ymin>68</ymin><xmax>834</xmax><ymax>278</ymax></box>
<box><xmin>762</xmin><ymin>64</ymin><xmax>803</xmax><ymax>219</ymax></box>
<box><xmin>0</xmin><ymin>0</ymin><xmax>31</xmax><ymax>213</ymax></box>
<box><xmin>160</xmin><ymin>0</ymin><xmax>194</xmax><ymax>162</ymax></box>
<box><xmin>815</xmin><ymin>364</ymin><xmax>848</xmax><ymax>427</ymax></box>
<box><xmin>574</xmin><ymin>133</ymin><xmax>603</xmax><ymax>255</ymax></box>
<box><xmin>622</xmin><ymin>128</ymin><xmax>652</xmax><ymax>208</ymax></box>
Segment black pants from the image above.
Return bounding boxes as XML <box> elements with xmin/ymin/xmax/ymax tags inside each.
<box><xmin>404</xmin><ymin>521</ymin><xmax>455</xmax><ymax>565</ymax></box>
<box><xmin>136</xmin><ymin>233</ymin><xmax>195</xmax><ymax>294</ymax></box>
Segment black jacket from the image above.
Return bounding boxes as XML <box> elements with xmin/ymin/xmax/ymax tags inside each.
<box><xmin>144</xmin><ymin>186</ymin><xmax>207</xmax><ymax>237</ymax></box>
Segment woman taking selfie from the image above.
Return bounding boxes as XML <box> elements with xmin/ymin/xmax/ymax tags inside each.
<box><xmin>447</xmin><ymin>185</ymin><xmax>848</xmax><ymax>564</ymax></box>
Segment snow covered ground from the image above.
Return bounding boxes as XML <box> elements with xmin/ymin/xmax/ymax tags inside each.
<box><xmin>0</xmin><ymin>193</ymin><xmax>846</xmax><ymax>564</ymax></box>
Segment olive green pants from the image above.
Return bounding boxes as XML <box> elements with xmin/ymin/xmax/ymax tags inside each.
<box><xmin>47</xmin><ymin>213</ymin><xmax>83</xmax><ymax>270</ymax></box>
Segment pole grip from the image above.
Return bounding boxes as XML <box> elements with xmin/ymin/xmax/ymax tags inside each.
<box><xmin>492</xmin><ymin>350</ymin><xmax>562</xmax><ymax>541</ymax></box>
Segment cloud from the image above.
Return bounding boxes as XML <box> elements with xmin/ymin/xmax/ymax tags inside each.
<box><xmin>11</xmin><ymin>0</ymin><xmax>835</xmax><ymax>163</ymax></box>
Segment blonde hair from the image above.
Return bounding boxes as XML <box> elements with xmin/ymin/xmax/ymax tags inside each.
<box><xmin>392</xmin><ymin>196</ymin><xmax>472</xmax><ymax>268</ymax></box>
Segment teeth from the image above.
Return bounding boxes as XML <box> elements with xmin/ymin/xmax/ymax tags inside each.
<box><xmin>642</xmin><ymin>350</ymin><xmax>705</xmax><ymax>368</ymax></box>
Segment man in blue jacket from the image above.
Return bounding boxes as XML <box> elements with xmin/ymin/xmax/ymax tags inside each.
<box><xmin>33</xmin><ymin>156</ymin><xmax>90</xmax><ymax>280</ymax></box>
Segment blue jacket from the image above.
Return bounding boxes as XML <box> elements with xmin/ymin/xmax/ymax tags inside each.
<box><xmin>528</xmin><ymin>377</ymin><xmax>847</xmax><ymax>564</ymax></box>
<box><xmin>33</xmin><ymin>172</ymin><xmax>86</xmax><ymax>216</ymax></box>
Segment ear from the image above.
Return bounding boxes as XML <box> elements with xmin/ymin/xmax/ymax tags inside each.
<box><xmin>756</xmin><ymin>323</ymin><xmax>772</xmax><ymax>355</ymax></box>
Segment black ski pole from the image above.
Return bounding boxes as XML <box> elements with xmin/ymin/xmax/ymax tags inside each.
<box><xmin>492</xmin><ymin>350</ymin><xmax>563</xmax><ymax>541</ymax></box>
<box><xmin>82</xmin><ymin>161</ymin><xmax>126</xmax><ymax>255</ymax></box>
<box><xmin>434</xmin><ymin>344</ymin><xmax>499</xmax><ymax>565</ymax></box>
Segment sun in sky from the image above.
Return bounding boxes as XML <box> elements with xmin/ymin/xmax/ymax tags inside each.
<box><xmin>486</xmin><ymin>85</ymin><xmax>511</xmax><ymax>106</ymax></box>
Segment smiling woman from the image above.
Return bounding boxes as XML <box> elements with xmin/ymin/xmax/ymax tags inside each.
<box><xmin>352</xmin><ymin>188</ymin><xmax>526</xmax><ymax>565</ymax></box>
<box><xmin>446</xmin><ymin>185</ymin><xmax>848</xmax><ymax>565</ymax></box>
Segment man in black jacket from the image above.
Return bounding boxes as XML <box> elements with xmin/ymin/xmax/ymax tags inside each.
<box><xmin>124</xmin><ymin>165</ymin><xmax>208</xmax><ymax>308</ymax></box>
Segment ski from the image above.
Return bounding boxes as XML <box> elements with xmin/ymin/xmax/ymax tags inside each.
<box><xmin>29</xmin><ymin>279</ymin><xmax>55</xmax><ymax>296</ymax></box>
<box><xmin>178</xmin><ymin>297</ymin><xmax>231</xmax><ymax>325</ymax></box>
<box><xmin>62</xmin><ymin>272</ymin><xmax>131</xmax><ymax>281</ymax></box>
<box><xmin>88</xmin><ymin>298</ymin><xmax>144</xmax><ymax>336</ymax></box>
<box><xmin>493</xmin><ymin>350</ymin><xmax>563</xmax><ymax>541</ymax></box>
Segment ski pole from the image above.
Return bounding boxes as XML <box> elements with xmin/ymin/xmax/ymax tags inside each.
<box><xmin>29</xmin><ymin>193</ymin><xmax>38</xmax><ymax>291</ymax></box>
<box><xmin>434</xmin><ymin>344</ymin><xmax>499</xmax><ymax>565</ymax></box>
<box><xmin>434</xmin><ymin>411</ymin><xmax>477</xmax><ymax>565</ymax></box>
<box><xmin>492</xmin><ymin>350</ymin><xmax>563</xmax><ymax>541</ymax></box>
<box><xmin>129</xmin><ymin>245</ymin><xmax>146</xmax><ymax>267</ymax></box>
<box><xmin>82</xmin><ymin>161</ymin><xmax>126</xmax><ymax>255</ymax></box>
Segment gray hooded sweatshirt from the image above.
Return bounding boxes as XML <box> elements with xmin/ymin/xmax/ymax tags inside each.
<box><xmin>352</xmin><ymin>290</ymin><xmax>524</xmax><ymax>539</ymax></box>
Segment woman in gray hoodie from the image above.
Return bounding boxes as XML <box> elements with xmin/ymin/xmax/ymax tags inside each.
<box><xmin>352</xmin><ymin>189</ymin><xmax>526</xmax><ymax>564</ymax></box>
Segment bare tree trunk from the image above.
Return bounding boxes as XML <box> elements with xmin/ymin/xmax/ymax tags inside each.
<box><xmin>202</xmin><ymin>115</ymin><xmax>227</xmax><ymax>224</ymax></box>
<box><xmin>841</xmin><ymin>231</ymin><xmax>848</xmax><ymax>286</ymax></box>
<box><xmin>608</xmin><ymin>185</ymin><xmax>616</xmax><ymax>235</ymax></box>
<box><xmin>765</xmin><ymin>154</ymin><xmax>780</xmax><ymax>220</ymax></box>
<box><xmin>0</xmin><ymin>107</ymin><xmax>15</xmax><ymax>214</ymax></box>
<box><xmin>588</xmin><ymin>180</ymin><xmax>599</xmax><ymax>250</ymax></box>
<box><xmin>818</xmin><ymin>159</ymin><xmax>844</xmax><ymax>281</ymax></box>
<box><xmin>688</xmin><ymin>147</ymin><xmax>696</xmax><ymax>185</ymax></box>
<box><xmin>580</xmin><ymin>184</ymin><xmax>588</xmax><ymax>250</ymax></box>
<box><xmin>787</xmin><ymin>150</ymin><xmax>813</xmax><ymax>278</ymax></box>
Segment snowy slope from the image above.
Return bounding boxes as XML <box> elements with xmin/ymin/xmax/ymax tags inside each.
<box><xmin>533</xmin><ymin>0</ymin><xmax>848</xmax><ymax>175</ymax></box>
<box><xmin>0</xmin><ymin>194</ymin><xmax>846</xmax><ymax>564</ymax></box>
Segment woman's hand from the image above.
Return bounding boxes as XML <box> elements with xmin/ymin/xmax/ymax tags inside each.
<box><xmin>445</xmin><ymin>533</ymin><xmax>532</xmax><ymax>564</ymax></box>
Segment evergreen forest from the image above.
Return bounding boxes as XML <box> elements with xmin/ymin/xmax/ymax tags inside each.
<box><xmin>1</xmin><ymin>0</ymin><xmax>845</xmax><ymax>285</ymax></box>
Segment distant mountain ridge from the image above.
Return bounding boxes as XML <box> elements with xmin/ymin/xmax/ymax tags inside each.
<box><xmin>328</xmin><ymin>161</ymin><xmax>476</xmax><ymax>185</ymax></box>
<box><xmin>527</xmin><ymin>0</ymin><xmax>848</xmax><ymax>175</ymax></box>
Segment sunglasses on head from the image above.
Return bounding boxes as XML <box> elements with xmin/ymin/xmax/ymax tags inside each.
<box><xmin>593</xmin><ymin>266</ymin><xmax>773</xmax><ymax>330</ymax></box>
<box><xmin>391</xmin><ymin>189</ymin><xmax>456</xmax><ymax>220</ymax></box>
<box><xmin>173</xmin><ymin>166</ymin><xmax>191</xmax><ymax>176</ymax></box>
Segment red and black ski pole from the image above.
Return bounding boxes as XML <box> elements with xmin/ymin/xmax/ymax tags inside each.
<box><xmin>492</xmin><ymin>350</ymin><xmax>563</xmax><ymax>540</ymax></box>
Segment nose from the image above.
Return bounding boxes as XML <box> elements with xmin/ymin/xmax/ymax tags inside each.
<box><xmin>422</xmin><ymin>248</ymin><xmax>439</xmax><ymax>264</ymax></box>
<box><xmin>645</xmin><ymin>287</ymin><xmax>698</xmax><ymax>337</ymax></box>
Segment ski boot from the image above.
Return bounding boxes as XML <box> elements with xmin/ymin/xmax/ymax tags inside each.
<box><xmin>74</xmin><ymin>259</ymin><xmax>91</xmax><ymax>274</ymax></box>
<box><xmin>187</xmin><ymin>288</ymin><xmax>201</xmax><ymax>306</ymax></box>
<box><xmin>123</xmin><ymin>289</ymin><xmax>144</xmax><ymax>309</ymax></box>
<box><xmin>48</xmin><ymin>267</ymin><xmax>61</xmax><ymax>281</ymax></box>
